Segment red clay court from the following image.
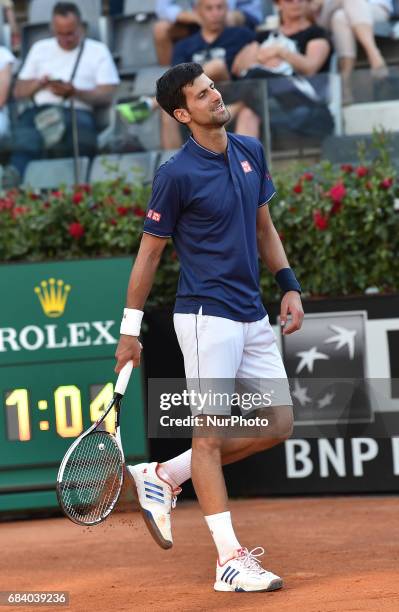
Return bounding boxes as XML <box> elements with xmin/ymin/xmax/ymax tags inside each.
<box><xmin>2</xmin><ymin>496</ymin><xmax>399</xmax><ymax>611</ymax></box>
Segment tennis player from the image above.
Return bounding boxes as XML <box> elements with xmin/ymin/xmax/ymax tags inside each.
<box><xmin>115</xmin><ymin>62</ymin><xmax>304</xmax><ymax>593</ymax></box>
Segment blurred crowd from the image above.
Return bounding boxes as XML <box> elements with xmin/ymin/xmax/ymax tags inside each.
<box><xmin>0</xmin><ymin>0</ymin><xmax>396</xmax><ymax>184</ymax></box>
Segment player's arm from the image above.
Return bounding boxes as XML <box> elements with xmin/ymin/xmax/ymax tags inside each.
<box><xmin>115</xmin><ymin>233</ymin><xmax>168</xmax><ymax>372</ymax></box>
<box><xmin>256</xmin><ymin>204</ymin><xmax>304</xmax><ymax>335</ymax></box>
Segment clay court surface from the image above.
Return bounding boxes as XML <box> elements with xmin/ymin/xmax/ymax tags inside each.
<box><xmin>1</xmin><ymin>496</ymin><xmax>399</xmax><ymax>612</ymax></box>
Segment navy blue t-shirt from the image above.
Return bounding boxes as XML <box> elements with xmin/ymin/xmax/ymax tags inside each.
<box><xmin>143</xmin><ymin>134</ymin><xmax>276</xmax><ymax>323</ymax></box>
<box><xmin>144</xmin><ymin>134</ymin><xmax>275</xmax><ymax>322</ymax></box>
<box><xmin>172</xmin><ymin>27</ymin><xmax>255</xmax><ymax>72</ymax></box>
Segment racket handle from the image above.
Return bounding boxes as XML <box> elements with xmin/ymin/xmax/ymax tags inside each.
<box><xmin>115</xmin><ymin>361</ymin><xmax>133</xmax><ymax>396</ymax></box>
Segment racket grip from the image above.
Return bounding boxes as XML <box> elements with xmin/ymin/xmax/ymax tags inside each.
<box><xmin>115</xmin><ymin>361</ymin><xmax>133</xmax><ymax>396</ymax></box>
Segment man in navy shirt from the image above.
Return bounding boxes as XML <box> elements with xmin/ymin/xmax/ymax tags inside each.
<box><xmin>172</xmin><ymin>0</ymin><xmax>256</xmax><ymax>82</ymax></box>
<box><xmin>115</xmin><ymin>63</ymin><xmax>304</xmax><ymax>593</ymax></box>
<box><xmin>154</xmin><ymin>0</ymin><xmax>263</xmax><ymax>65</ymax></box>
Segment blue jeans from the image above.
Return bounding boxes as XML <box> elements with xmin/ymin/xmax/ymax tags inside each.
<box><xmin>11</xmin><ymin>106</ymin><xmax>97</xmax><ymax>178</ymax></box>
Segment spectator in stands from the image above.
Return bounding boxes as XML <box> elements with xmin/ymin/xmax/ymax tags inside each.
<box><xmin>0</xmin><ymin>0</ymin><xmax>20</xmax><ymax>51</ymax></box>
<box><xmin>309</xmin><ymin>0</ymin><xmax>392</xmax><ymax>103</ymax></box>
<box><xmin>232</xmin><ymin>0</ymin><xmax>333</xmax><ymax>140</ymax></box>
<box><xmin>164</xmin><ymin>0</ymin><xmax>260</xmax><ymax>147</ymax></box>
<box><xmin>154</xmin><ymin>0</ymin><xmax>263</xmax><ymax>65</ymax></box>
<box><xmin>11</xmin><ymin>2</ymin><xmax>119</xmax><ymax>179</ymax></box>
<box><xmin>0</xmin><ymin>44</ymin><xmax>15</xmax><ymax>140</ymax></box>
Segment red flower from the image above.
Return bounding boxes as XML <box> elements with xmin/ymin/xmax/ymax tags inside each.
<box><xmin>341</xmin><ymin>164</ymin><xmax>353</xmax><ymax>174</ymax></box>
<box><xmin>68</xmin><ymin>222</ymin><xmax>85</xmax><ymax>239</ymax></box>
<box><xmin>29</xmin><ymin>192</ymin><xmax>40</xmax><ymax>200</ymax></box>
<box><xmin>43</xmin><ymin>201</ymin><xmax>51</xmax><ymax>209</ymax></box>
<box><xmin>380</xmin><ymin>178</ymin><xmax>394</xmax><ymax>190</ymax></box>
<box><xmin>79</xmin><ymin>183</ymin><xmax>91</xmax><ymax>194</ymax></box>
<box><xmin>72</xmin><ymin>192</ymin><xmax>84</xmax><ymax>205</ymax></box>
<box><xmin>12</xmin><ymin>206</ymin><xmax>29</xmax><ymax>218</ymax></box>
<box><xmin>52</xmin><ymin>190</ymin><xmax>63</xmax><ymax>198</ymax></box>
<box><xmin>313</xmin><ymin>209</ymin><xmax>329</xmax><ymax>231</ymax></box>
<box><xmin>117</xmin><ymin>206</ymin><xmax>129</xmax><ymax>216</ymax></box>
<box><xmin>109</xmin><ymin>218</ymin><xmax>117</xmax><ymax>226</ymax></box>
<box><xmin>302</xmin><ymin>172</ymin><xmax>314</xmax><ymax>182</ymax></box>
<box><xmin>0</xmin><ymin>198</ymin><xmax>14</xmax><ymax>210</ymax></box>
<box><xmin>123</xmin><ymin>186</ymin><xmax>132</xmax><ymax>195</ymax></box>
<box><xmin>329</xmin><ymin>182</ymin><xmax>346</xmax><ymax>204</ymax></box>
<box><xmin>133</xmin><ymin>206</ymin><xmax>146</xmax><ymax>217</ymax></box>
<box><xmin>356</xmin><ymin>166</ymin><xmax>368</xmax><ymax>178</ymax></box>
<box><xmin>293</xmin><ymin>183</ymin><xmax>303</xmax><ymax>194</ymax></box>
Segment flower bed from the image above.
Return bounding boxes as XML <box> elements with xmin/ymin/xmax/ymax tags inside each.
<box><xmin>0</xmin><ymin>134</ymin><xmax>398</xmax><ymax>303</ymax></box>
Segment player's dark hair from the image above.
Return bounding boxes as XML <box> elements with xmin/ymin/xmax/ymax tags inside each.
<box><xmin>156</xmin><ymin>63</ymin><xmax>204</xmax><ymax>119</ymax></box>
<box><xmin>53</xmin><ymin>1</ymin><xmax>82</xmax><ymax>21</ymax></box>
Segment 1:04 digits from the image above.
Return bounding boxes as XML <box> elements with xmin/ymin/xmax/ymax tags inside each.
<box><xmin>5</xmin><ymin>384</ymin><xmax>115</xmax><ymax>441</ymax></box>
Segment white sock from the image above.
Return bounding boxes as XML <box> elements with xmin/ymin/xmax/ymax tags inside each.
<box><xmin>158</xmin><ymin>449</ymin><xmax>192</xmax><ymax>488</ymax></box>
<box><xmin>204</xmin><ymin>511</ymin><xmax>241</xmax><ymax>564</ymax></box>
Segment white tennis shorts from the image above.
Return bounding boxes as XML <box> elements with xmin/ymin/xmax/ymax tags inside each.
<box><xmin>173</xmin><ymin>312</ymin><xmax>292</xmax><ymax>415</ymax></box>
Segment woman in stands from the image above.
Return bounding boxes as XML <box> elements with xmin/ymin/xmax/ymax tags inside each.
<box><xmin>309</xmin><ymin>0</ymin><xmax>392</xmax><ymax>103</ymax></box>
<box><xmin>232</xmin><ymin>0</ymin><xmax>333</xmax><ymax>139</ymax></box>
<box><xmin>0</xmin><ymin>44</ymin><xmax>15</xmax><ymax>142</ymax></box>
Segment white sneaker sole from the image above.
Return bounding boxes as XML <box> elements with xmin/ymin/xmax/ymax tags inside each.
<box><xmin>127</xmin><ymin>467</ymin><xmax>173</xmax><ymax>550</ymax></box>
<box><xmin>214</xmin><ymin>578</ymin><xmax>283</xmax><ymax>592</ymax></box>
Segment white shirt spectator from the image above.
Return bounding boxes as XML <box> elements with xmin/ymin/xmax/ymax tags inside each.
<box><xmin>156</xmin><ymin>0</ymin><xmax>263</xmax><ymax>24</ymax></box>
<box><xmin>18</xmin><ymin>38</ymin><xmax>120</xmax><ymax>112</ymax></box>
<box><xmin>0</xmin><ymin>45</ymin><xmax>15</xmax><ymax>137</ymax></box>
<box><xmin>0</xmin><ymin>45</ymin><xmax>15</xmax><ymax>72</ymax></box>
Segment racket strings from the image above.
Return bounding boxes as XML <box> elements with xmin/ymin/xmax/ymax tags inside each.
<box><xmin>59</xmin><ymin>431</ymin><xmax>123</xmax><ymax>524</ymax></box>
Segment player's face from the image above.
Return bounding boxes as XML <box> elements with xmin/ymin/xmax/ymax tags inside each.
<box><xmin>176</xmin><ymin>74</ymin><xmax>230</xmax><ymax>127</ymax></box>
<box><xmin>52</xmin><ymin>13</ymin><xmax>82</xmax><ymax>50</ymax></box>
<box><xmin>197</xmin><ymin>0</ymin><xmax>228</xmax><ymax>32</ymax></box>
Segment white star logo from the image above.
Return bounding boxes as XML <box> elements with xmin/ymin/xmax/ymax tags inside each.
<box><xmin>292</xmin><ymin>379</ymin><xmax>311</xmax><ymax>406</ymax></box>
<box><xmin>295</xmin><ymin>346</ymin><xmax>329</xmax><ymax>374</ymax></box>
<box><xmin>317</xmin><ymin>392</ymin><xmax>335</xmax><ymax>409</ymax></box>
<box><xmin>324</xmin><ymin>325</ymin><xmax>357</xmax><ymax>359</ymax></box>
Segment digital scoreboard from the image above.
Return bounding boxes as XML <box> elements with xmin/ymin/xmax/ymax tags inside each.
<box><xmin>0</xmin><ymin>258</ymin><xmax>147</xmax><ymax>513</ymax></box>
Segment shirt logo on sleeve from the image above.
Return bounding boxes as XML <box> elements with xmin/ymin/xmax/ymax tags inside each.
<box><xmin>147</xmin><ymin>209</ymin><xmax>161</xmax><ymax>222</ymax></box>
<box><xmin>241</xmin><ymin>160</ymin><xmax>253</xmax><ymax>174</ymax></box>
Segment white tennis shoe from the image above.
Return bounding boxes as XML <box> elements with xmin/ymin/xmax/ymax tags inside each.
<box><xmin>214</xmin><ymin>547</ymin><xmax>283</xmax><ymax>592</ymax></box>
<box><xmin>127</xmin><ymin>462</ymin><xmax>181</xmax><ymax>550</ymax></box>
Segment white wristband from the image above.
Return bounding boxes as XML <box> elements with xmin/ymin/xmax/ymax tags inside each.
<box><xmin>120</xmin><ymin>308</ymin><xmax>143</xmax><ymax>336</ymax></box>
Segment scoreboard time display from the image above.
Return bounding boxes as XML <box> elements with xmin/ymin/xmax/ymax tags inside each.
<box><xmin>0</xmin><ymin>258</ymin><xmax>147</xmax><ymax>513</ymax></box>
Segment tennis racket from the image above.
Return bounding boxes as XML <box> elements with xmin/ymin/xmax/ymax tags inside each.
<box><xmin>56</xmin><ymin>361</ymin><xmax>133</xmax><ymax>526</ymax></box>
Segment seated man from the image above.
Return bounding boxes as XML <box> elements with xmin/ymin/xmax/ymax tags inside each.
<box><xmin>164</xmin><ymin>0</ymin><xmax>257</xmax><ymax>148</ymax></box>
<box><xmin>155</xmin><ymin>0</ymin><xmax>263</xmax><ymax>65</ymax></box>
<box><xmin>11</xmin><ymin>1</ymin><xmax>119</xmax><ymax>179</ymax></box>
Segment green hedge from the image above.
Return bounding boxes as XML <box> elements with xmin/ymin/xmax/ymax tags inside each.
<box><xmin>1</xmin><ymin>133</ymin><xmax>398</xmax><ymax>304</ymax></box>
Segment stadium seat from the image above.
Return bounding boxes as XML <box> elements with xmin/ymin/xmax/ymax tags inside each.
<box><xmin>124</xmin><ymin>0</ymin><xmax>157</xmax><ymax>14</ymax></box>
<box><xmin>118</xmin><ymin>151</ymin><xmax>159</xmax><ymax>183</ymax></box>
<box><xmin>23</xmin><ymin>157</ymin><xmax>90</xmax><ymax>189</ymax></box>
<box><xmin>123</xmin><ymin>109</ymin><xmax>162</xmax><ymax>151</ymax></box>
<box><xmin>111</xmin><ymin>13</ymin><xmax>158</xmax><ymax>75</ymax></box>
<box><xmin>322</xmin><ymin>132</ymin><xmax>399</xmax><ymax>170</ymax></box>
<box><xmin>89</xmin><ymin>151</ymin><xmax>159</xmax><ymax>184</ymax></box>
<box><xmin>88</xmin><ymin>154</ymin><xmax>120</xmax><ymax>182</ymax></box>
